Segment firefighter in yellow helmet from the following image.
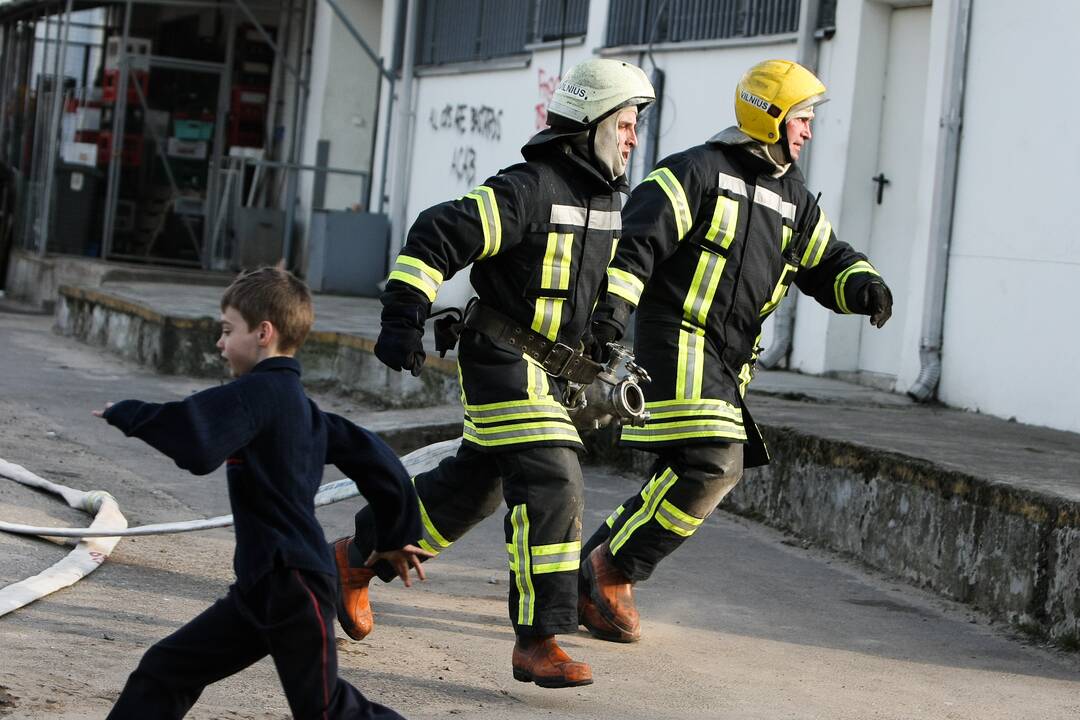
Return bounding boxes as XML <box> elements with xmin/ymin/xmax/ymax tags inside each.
<box><xmin>331</xmin><ymin>58</ymin><xmax>654</xmax><ymax>688</ymax></box>
<box><xmin>578</xmin><ymin>60</ymin><xmax>893</xmax><ymax>642</ymax></box>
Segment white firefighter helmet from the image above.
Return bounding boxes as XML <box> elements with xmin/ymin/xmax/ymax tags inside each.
<box><xmin>547</xmin><ymin>59</ymin><xmax>655</xmax><ymax>129</ymax></box>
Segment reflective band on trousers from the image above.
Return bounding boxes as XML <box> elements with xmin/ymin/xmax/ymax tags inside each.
<box><xmin>414</xmin><ymin>480</ymin><xmax>453</xmax><ymax>557</ymax></box>
<box><xmin>465</xmin><ymin>185</ymin><xmax>503</xmax><ymax>259</ymax></box>
<box><xmin>610</xmin><ymin>468</ymin><xmax>679</xmax><ymax>554</ymax></box>
<box><xmin>506</xmin><ymin>540</ymin><xmax>581</xmax><ymax>575</ymax></box>
<box><xmin>655</xmin><ymin>498</ymin><xmax>704</xmax><ymax>538</ymax></box>
<box><xmin>644</xmin><ymin>167</ymin><xmax>692</xmax><ymax>240</ymax></box>
<box><xmin>463</xmin><ymin>396</ymin><xmax>581</xmax><ymax>448</ymax></box>
<box><xmin>387</xmin><ymin>254</ymin><xmax>444</xmax><ymax>303</ymax></box>
<box><xmin>509</xmin><ymin>504</ymin><xmax>536</xmax><ymax>625</ymax></box>
<box><xmin>834</xmin><ymin>260</ymin><xmax>880</xmax><ymax>313</ymax></box>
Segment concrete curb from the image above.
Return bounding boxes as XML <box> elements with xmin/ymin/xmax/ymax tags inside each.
<box><xmin>589</xmin><ymin>425</ymin><xmax>1080</xmax><ymax>648</ymax></box>
<box><xmin>54</xmin><ymin>285</ymin><xmax>459</xmax><ymax>407</ymax></box>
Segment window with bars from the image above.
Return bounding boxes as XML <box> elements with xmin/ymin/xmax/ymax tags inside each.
<box><xmin>415</xmin><ymin>0</ymin><xmax>590</xmax><ymax>67</ymax></box>
<box><xmin>605</xmin><ymin>0</ymin><xmax>830</xmax><ymax>47</ymax></box>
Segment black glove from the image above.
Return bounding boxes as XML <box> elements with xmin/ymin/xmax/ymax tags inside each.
<box><xmin>583</xmin><ymin>320</ymin><xmax>621</xmax><ymax>364</ymax></box>
<box><xmin>861</xmin><ymin>279</ymin><xmax>893</xmax><ymax>329</ymax></box>
<box><xmin>375</xmin><ymin>300</ymin><xmax>428</xmax><ymax>376</ymax></box>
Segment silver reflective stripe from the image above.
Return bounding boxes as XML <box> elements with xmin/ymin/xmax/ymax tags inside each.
<box><xmin>610</xmin><ymin>468</ymin><xmax>678</xmax><ymax>554</ymax></box>
<box><xmin>688</xmin><ymin>253</ymin><xmax>722</xmax><ymax>320</ymax></box>
<box><xmin>753</xmin><ymin>185</ymin><xmax>796</xmax><ymax>221</ymax></box>
<box><xmin>531</xmin><ymin>549</ymin><xmax>579</xmax><ymax>573</ymax></box>
<box><xmin>550</xmin><ymin>204</ymin><xmax>587</xmax><ymax>226</ymax></box>
<box><xmin>465</xmin><ymin>422</ymin><xmax>580</xmax><ymax>443</ymax></box>
<box><xmin>511</xmin><ymin>505</ymin><xmax>534</xmax><ymax>625</ymax></box>
<box><xmin>466</xmin><ymin>401</ymin><xmax>568</xmax><ymax>421</ymax></box>
<box><xmin>644</xmin><ymin>400</ymin><xmax>742</xmax><ymax>418</ymax></box>
<box><xmin>534</xmin><ymin>299</ymin><xmax>557</xmax><ymax>340</ymax></box>
<box><xmin>717</xmin><ymin>172</ymin><xmax>748</xmax><ymax>197</ymax></box>
<box><xmin>549</xmin><ymin>204</ymin><xmax>622</xmax><ymax>231</ymax></box>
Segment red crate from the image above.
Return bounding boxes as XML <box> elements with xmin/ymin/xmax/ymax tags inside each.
<box><xmin>102</xmin><ymin>69</ymin><xmax>149</xmax><ymax>104</ymax></box>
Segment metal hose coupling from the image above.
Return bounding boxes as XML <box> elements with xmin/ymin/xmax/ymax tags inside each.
<box><xmin>567</xmin><ymin>343</ymin><xmax>651</xmax><ymax>430</ymax></box>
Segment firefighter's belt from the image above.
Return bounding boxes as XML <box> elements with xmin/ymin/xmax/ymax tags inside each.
<box><xmin>465</xmin><ymin>304</ymin><xmax>603</xmax><ymax>384</ymax></box>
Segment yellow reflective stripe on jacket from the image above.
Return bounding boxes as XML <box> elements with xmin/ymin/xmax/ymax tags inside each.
<box><xmin>529</xmin><ymin>541</ymin><xmax>581</xmax><ymax>574</ymax></box>
<box><xmin>704</xmin><ymin>195</ymin><xmax>739</xmax><ymax>248</ymax></box>
<box><xmin>509</xmin><ymin>504</ymin><xmax>535</xmax><ymax>625</ymax></box>
<box><xmin>414</xmin><ymin>479</ymin><xmax>452</xmax><ymax>556</ymax></box>
<box><xmin>676</xmin><ymin>326</ymin><xmax>706</xmax><ymax>400</ymax></box>
<box><xmin>464</xmin><ymin>420</ymin><xmax>581</xmax><ymax>447</ymax></box>
<box><xmin>610</xmin><ymin>468</ymin><xmax>679</xmax><ymax>554</ymax></box>
<box><xmin>530</xmin><ymin>231</ymin><xmax>573</xmax><ymax>340</ymax></box>
<box><xmin>464</xmin><ymin>185</ymin><xmax>503</xmax><ymax>259</ymax></box>
<box><xmin>800</xmin><ymin>209</ymin><xmax>832</xmax><ymax>269</ymax></box>
<box><xmin>644</xmin><ymin>167</ymin><xmax>692</xmax><ymax>240</ymax></box>
<box><xmin>833</xmin><ymin>260</ymin><xmax>880</xmax><ymax>313</ymax></box>
<box><xmin>607</xmin><ymin>267</ymin><xmax>645</xmax><ymax>306</ymax></box>
<box><xmin>621</xmin><ymin>398</ymin><xmax>746</xmax><ymax>444</ymax></box>
<box><xmin>655</xmin><ymin>498</ymin><xmax>704</xmax><ymax>538</ymax></box>
<box><xmin>683</xmin><ymin>249</ymin><xmax>726</xmax><ymax>328</ymax></box>
<box><xmin>464</xmin><ymin>397</ymin><xmax>570</xmax><ymax>423</ymax></box>
<box><xmin>387</xmin><ymin>254</ymin><xmax>443</xmax><ymax>302</ymax></box>
<box><xmin>524</xmin><ymin>356</ymin><xmax>551</xmax><ymax>401</ymax></box>
<box><xmin>738</xmin><ymin>361</ymin><xmax>753</xmax><ymax>398</ymax></box>
<box><xmin>759</xmin><ymin>263</ymin><xmax>798</xmax><ymax>318</ymax></box>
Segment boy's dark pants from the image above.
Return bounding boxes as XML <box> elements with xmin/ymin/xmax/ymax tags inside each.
<box><xmin>107</xmin><ymin>568</ymin><xmax>404</xmax><ymax>720</ymax></box>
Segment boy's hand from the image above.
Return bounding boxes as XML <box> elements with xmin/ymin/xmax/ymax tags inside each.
<box><xmin>366</xmin><ymin>544</ymin><xmax>435</xmax><ymax>587</ymax></box>
<box><xmin>92</xmin><ymin>402</ymin><xmax>115</xmax><ymax>418</ymax></box>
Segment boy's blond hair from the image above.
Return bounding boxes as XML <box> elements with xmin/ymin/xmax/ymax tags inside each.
<box><xmin>221</xmin><ymin>267</ymin><xmax>314</xmax><ymax>353</ymax></box>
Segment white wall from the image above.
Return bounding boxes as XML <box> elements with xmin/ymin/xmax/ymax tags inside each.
<box><xmin>939</xmin><ymin>0</ymin><xmax>1080</xmax><ymax>432</ymax></box>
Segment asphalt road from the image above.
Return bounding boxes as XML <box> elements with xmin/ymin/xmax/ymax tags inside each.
<box><xmin>1</xmin><ymin>309</ymin><xmax>1079</xmax><ymax>719</ymax></box>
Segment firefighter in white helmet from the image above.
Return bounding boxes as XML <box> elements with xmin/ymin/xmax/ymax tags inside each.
<box><xmin>578</xmin><ymin>59</ymin><xmax>894</xmax><ymax>643</ymax></box>
<box><xmin>332</xmin><ymin>58</ymin><xmax>654</xmax><ymax>688</ymax></box>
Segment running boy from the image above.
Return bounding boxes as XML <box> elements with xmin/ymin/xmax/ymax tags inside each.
<box><xmin>95</xmin><ymin>267</ymin><xmax>431</xmax><ymax>719</ymax></box>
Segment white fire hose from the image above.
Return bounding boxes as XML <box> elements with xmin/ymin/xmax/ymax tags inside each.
<box><xmin>0</xmin><ymin>437</ymin><xmax>461</xmax><ymax>618</ymax></box>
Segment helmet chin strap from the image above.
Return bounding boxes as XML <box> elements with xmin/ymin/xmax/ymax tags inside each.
<box><xmin>773</xmin><ymin>119</ymin><xmax>795</xmax><ymax>164</ymax></box>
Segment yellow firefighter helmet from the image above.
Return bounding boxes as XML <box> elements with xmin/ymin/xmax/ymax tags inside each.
<box><xmin>735</xmin><ymin>60</ymin><xmax>827</xmax><ymax>143</ymax></box>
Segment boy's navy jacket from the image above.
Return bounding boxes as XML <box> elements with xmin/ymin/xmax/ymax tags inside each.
<box><xmin>103</xmin><ymin>356</ymin><xmax>420</xmax><ymax>589</ymax></box>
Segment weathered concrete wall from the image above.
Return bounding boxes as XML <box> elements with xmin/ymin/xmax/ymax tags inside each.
<box><xmin>592</xmin><ymin>427</ymin><xmax>1080</xmax><ymax>647</ymax></box>
<box><xmin>54</xmin><ymin>286</ymin><xmax>458</xmax><ymax>408</ymax></box>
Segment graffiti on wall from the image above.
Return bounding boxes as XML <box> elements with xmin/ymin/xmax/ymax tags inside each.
<box><xmin>429</xmin><ymin>103</ymin><xmax>503</xmax><ymax>141</ymax></box>
<box><xmin>429</xmin><ymin>102</ymin><xmax>504</xmax><ymax>185</ymax></box>
<box><xmin>535</xmin><ymin>69</ymin><xmax>560</xmax><ymax>130</ymax></box>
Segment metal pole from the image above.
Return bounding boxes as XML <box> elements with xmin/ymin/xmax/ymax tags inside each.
<box><xmin>101</xmin><ymin>0</ymin><xmax>131</xmax><ymax>259</ymax></box>
<box><xmin>389</xmin><ymin>0</ymin><xmax>417</xmax><ymax>254</ymax></box>
<box><xmin>0</xmin><ymin>24</ymin><xmax>10</xmax><ymax>161</ymax></box>
<box><xmin>230</xmin><ymin>0</ymin><xmax>309</xmax><ymax>92</ymax></box>
<box><xmin>206</xmin><ymin>6</ymin><xmax>236</xmax><ymax>269</ymax></box>
<box><xmin>258</xmin><ymin>0</ymin><xmax>291</xmax><ymax>207</ymax></box>
<box><xmin>39</xmin><ymin>0</ymin><xmax>75</xmax><ymax>257</ymax></box>
<box><xmin>26</xmin><ymin>6</ymin><xmax>55</xmax><ymax>254</ymax></box>
<box><xmin>375</xmin><ymin>3</ymin><xmax>398</xmax><ymax>214</ymax></box>
<box><xmin>281</xmin><ymin>0</ymin><xmax>313</xmax><ymax>269</ymax></box>
<box><xmin>319</xmin><ymin>0</ymin><xmax>393</xmax><ymax>82</ymax></box>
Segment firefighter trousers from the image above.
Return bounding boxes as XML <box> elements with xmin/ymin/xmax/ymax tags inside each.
<box><xmin>351</xmin><ymin>442</ymin><xmax>585</xmax><ymax>636</ymax></box>
<box><xmin>581</xmin><ymin>442</ymin><xmax>744</xmax><ymax>582</ymax></box>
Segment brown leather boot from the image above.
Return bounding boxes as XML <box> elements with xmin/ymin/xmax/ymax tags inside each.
<box><xmin>579</xmin><ymin>543</ymin><xmax>641</xmax><ymax>642</ymax></box>
<box><xmin>511</xmin><ymin>635</ymin><xmax>593</xmax><ymax>688</ymax></box>
<box><xmin>333</xmin><ymin>537</ymin><xmax>376</xmax><ymax>641</ymax></box>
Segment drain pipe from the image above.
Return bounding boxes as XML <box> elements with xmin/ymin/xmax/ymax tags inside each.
<box><xmin>759</xmin><ymin>0</ymin><xmax>820</xmax><ymax>369</ymax></box>
<box><xmin>908</xmin><ymin>0</ymin><xmax>972</xmax><ymax>402</ymax></box>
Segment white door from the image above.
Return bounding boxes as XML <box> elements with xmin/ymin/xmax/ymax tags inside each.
<box><xmin>857</xmin><ymin>4</ymin><xmax>932</xmax><ymax>383</ymax></box>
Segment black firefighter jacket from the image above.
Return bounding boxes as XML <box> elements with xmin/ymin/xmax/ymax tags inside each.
<box><xmin>384</xmin><ymin>130</ymin><xmax>626</xmax><ymax>452</ymax></box>
<box><xmin>601</xmin><ymin>128</ymin><xmax>884</xmax><ymax>463</ymax></box>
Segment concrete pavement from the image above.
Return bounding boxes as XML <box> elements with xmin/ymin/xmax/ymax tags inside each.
<box><xmin>49</xmin><ymin>278</ymin><xmax>1080</xmax><ymax>648</ymax></box>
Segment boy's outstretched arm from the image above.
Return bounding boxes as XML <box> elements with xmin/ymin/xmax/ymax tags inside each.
<box><xmin>322</xmin><ymin>410</ymin><xmax>426</xmax><ymax>564</ymax></box>
<box><xmin>96</xmin><ymin>384</ymin><xmax>257</xmax><ymax>475</ymax></box>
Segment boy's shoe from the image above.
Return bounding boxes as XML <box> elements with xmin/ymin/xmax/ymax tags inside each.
<box><xmin>578</xmin><ymin>543</ymin><xmax>641</xmax><ymax>642</ymax></box>
<box><xmin>511</xmin><ymin>635</ymin><xmax>593</xmax><ymax>688</ymax></box>
<box><xmin>333</xmin><ymin>537</ymin><xmax>376</xmax><ymax>641</ymax></box>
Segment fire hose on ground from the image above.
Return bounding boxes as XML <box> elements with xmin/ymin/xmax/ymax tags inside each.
<box><xmin>0</xmin><ymin>438</ymin><xmax>462</xmax><ymax>618</ymax></box>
